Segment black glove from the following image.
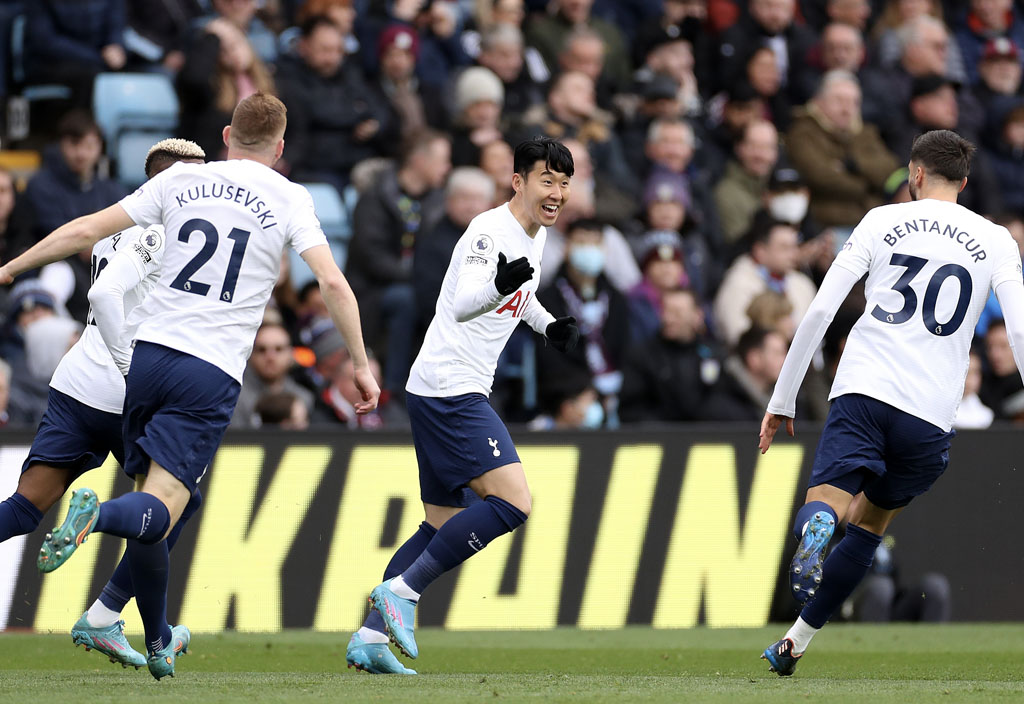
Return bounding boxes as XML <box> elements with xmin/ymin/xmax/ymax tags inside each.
<box><xmin>494</xmin><ymin>251</ymin><xmax>534</xmax><ymax>295</ymax></box>
<box><xmin>546</xmin><ymin>316</ymin><xmax>579</xmax><ymax>353</ymax></box>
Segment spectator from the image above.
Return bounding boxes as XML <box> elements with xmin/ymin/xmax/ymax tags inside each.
<box><xmin>619</xmin><ymin>287</ymin><xmax>724</xmax><ymax>422</ymax></box>
<box><xmin>955</xmin><ymin>348</ymin><xmax>995</xmax><ymax>429</ymax></box>
<box><xmin>516</xmin><ymin>70</ymin><xmax>635</xmax><ymax>195</ymax></box>
<box><xmin>716</xmin><ymin>0</ymin><xmax>818</xmax><ymax>103</ymax></box>
<box><xmin>295</xmin><ymin>0</ymin><xmax>360</xmax><ymax>58</ymax></box>
<box><xmin>746</xmin><ymin>289</ymin><xmax>796</xmax><ymax>340</ymax></box>
<box><xmin>0</xmin><ymin>358</ymin><xmax>10</xmax><ymax>428</ymax></box>
<box><xmin>449</xmin><ymin>66</ymin><xmax>505</xmax><ymax>166</ymax></box>
<box><xmin>713</xmin><ymin>119</ymin><xmax>779</xmax><ymax>247</ymax></box>
<box><xmin>232</xmin><ymin>323</ymin><xmax>315</xmax><ymax>428</ymax></box>
<box><xmin>479</xmin><ymin>138</ymin><xmax>515</xmax><ymax>205</ymax></box>
<box><xmin>204</xmin><ymin>0</ymin><xmax>280</xmax><ymax>63</ymax></box>
<box><xmin>369</xmin><ymin>0</ymin><xmax>470</xmax><ymax>88</ymax></box>
<box><xmin>706</xmin><ymin>326</ymin><xmax>787</xmax><ymax>421</ymax></box>
<box><xmin>346</xmin><ymin>128</ymin><xmax>450</xmax><ymax>396</ymax></box>
<box><xmin>557</xmin><ymin>25</ymin><xmax>618</xmax><ymax>109</ymax></box>
<box><xmin>25</xmin><ymin>0</ymin><xmax>126</xmax><ymax>109</ymax></box>
<box><xmin>535</xmin><ymin>219</ymin><xmax>631</xmax><ymax>417</ymax></box>
<box><xmin>124</xmin><ymin>0</ymin><xmax>202</xmax><ymax>74</ymax></box>
<box><xmin>277</xmin><ymin>15</ymin><xmax>391</xmax><ymax>192</ymax></box>
<box><xmin>255</xmin><ymin>390</ymin><xmax>311</xmax><ymax>429</ymax></box>
<box><xmin>817</xmin><ymin>22</ymin><xmax>867</xmax><ymax>74</ymax></box>
<box><xmin>743</xmin><ymin>40</ymin><xmax>793</xmax><ymax>130</ymax></box>
<box><xmin>177</xmin><ymin>18</ymin><xmax>275</xmax><ymax>159</ymax></box>
<box><xmin>986</xmin><ymin>103</ymin><xmax>1024</xmax><ymax>214</ymax></box>
<box><xmin>633</xmin><ymin>0</ymin><xmax>714</xmax><ymax>98</ymax></box>
<box><xmin>0</xmin><ymin>167</ymin><xmax>36</xmax><ymax>271</ymax></box>
<box><xmin>312</xmin><ymin>350</ymin><xmax>389</xmax><ymax>427</ymax></box>
<box><xmin>712</xmin><ymin>213</ymin><xmax>816</xmax><ymax>345</ymax></box>
<box><xmin>705</xmin><ymin>81</ymin><xmax>768</xmax><ymax>172</ymax></box>
<box><xmin>24</xmin><ymin>111</ymin><xmax>128</xmax><ymax>245</ymax></box>
<box><xmin>370</xmin><ymin>24</ymin><xmax>444</xmax><ymax>144</ymax></box>
<box><xmin>619</xmin><ymin>73</ymin><xmax>685</xmax><ymax>177</ymax></box>
<box><xmin>561</xmin><ymin>136</ymin><xmax>636</xmax><ymax>232</ymax></box>
<box><xmin>413</xmin><ymin>166</ymin><xmax>495</xmax><ymax>328</ymax></box>
<box><xmin>975</xmin><ymin>38</ymin><xmax>1024</xmax><ymax>117</ymax></box>
<box><xmin>980</xmin><ymin>317</ymin><xmax>1024</xmax><ymax>418</ymax></box>
<box><xmin>872</xmin><ymin>0</ymin><xmax>966</xmax><ymax>80</ymax></box>
<box><xmin>786</xmin><ymin>70</ymin><xmax>900</xmax><ymax>230</ymax></box>
<box><xmin>954</xmin><ymin>0</ymin><xmax>1024</xmax><ymax>86</ymax></box>
<box><xmin>823</xmin><ymin>0</ymin><xmax>871</xmax><ymax>31</ymax></box>
<box><xmin>627</xmin><ymin>232</ymin><xmax>691</xmax><ymax>343</ymax></box>
<box><xmin>475</xmin><ymin>23</ymin><xmax>547</xmax><ymax>122</ymax></box>
<box><xmin>11</xmin><ymin>315</ymin><xmax>83</xmax><ymax>427</ymax></box>
<box><xmin>528</xmin><ymin>369</ymin><xmax>602</xmax><ymax>430</ymax></box>
<box><xmin>525</xmin><ymin>0</ymin><xmax>631</xmax><ymax>94</ymax></box>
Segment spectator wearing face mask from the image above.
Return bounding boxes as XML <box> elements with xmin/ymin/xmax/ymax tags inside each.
<box><xmin>535</xmin><ymin>219</ymin><xmax>630</xmax><ymax>423</ymax></box>
<box><xmin>528</xmin><ymin>369</ymin><xmax>604</xmax><ymax>430</ymax></box>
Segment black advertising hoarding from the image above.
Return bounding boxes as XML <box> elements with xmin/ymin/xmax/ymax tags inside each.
<box><xmin>0</xmin><ymin>427</ymin><xmax>1021</xmax><ymax>633</ymax></box>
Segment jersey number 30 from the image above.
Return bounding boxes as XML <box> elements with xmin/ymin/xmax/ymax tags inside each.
<box><xmin>170</xmin><ymin>218</ymin><xmax>250</xmax><ymax>302</ymax></box>
<box><xmin>871</xmin><ymin>253</ymin><xmax>972</xmax><ymax>336</ymax></box>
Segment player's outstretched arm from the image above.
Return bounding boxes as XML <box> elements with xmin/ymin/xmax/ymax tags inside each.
<box><xmin>301</xmin><ymin>244</ymin><xmax>380</xmax><ymax>413</ymax></box>
<box><xmin>0</xmin><ymin>204</ymin><xmax>134</xmax><ymax>284</ymax></box>
<box><xmin>759</xmin><ymin>412</ymin><xmax>795</xmax><ymax>454</ymax></box>
<box><xmin>994</xmin><ymin>278</ymin><xmax>1024</xmax><ymax>383</ymax></box>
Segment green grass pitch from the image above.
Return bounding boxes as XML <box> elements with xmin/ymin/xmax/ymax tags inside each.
<box><xmin>2</xmin><ymin>625</ymin><xmax>1023</xmax><ymax>703</ymax></box>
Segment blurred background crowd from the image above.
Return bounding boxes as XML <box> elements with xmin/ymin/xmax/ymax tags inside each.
<box><xmin>0</xmin><ymin>0</ymin><xmax>1023</xmax><ymax>432</ymax></box>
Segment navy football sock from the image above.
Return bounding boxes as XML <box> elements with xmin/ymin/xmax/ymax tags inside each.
<box><xmin>0</xmin><ymin>493</ymin><xmax>43</xmax><ymax>542</ymax></box>
<box><xmin>364</xmin><ymin>521</ymin><xmax>437</xmax><ymax>633</ymax></box>
<box><xmin>126</xmin><ymin>539</ymin><xmax>173</xmax><ymax>654</ymax></box>
<box><xmin>793</xmin><ymin>500</ymin><xmax>838</xmax><ymax>540</ymax></box>
<box><xmin>402</xmin><ymin>496</ymin><xmax>527</xmax><ymax>595</ymax></box>
<box><xmin>94</xmin><ymin>492</ymin><xmax>170</xmax><ymax>544</ymax></box>
<box><xmin>98</xmin><ymin>490</ymin><xmax>203</xmax><ymax>612</ymax></box>
<box><xmin>800</xmin><ymin>524</ymin><xmax>883</xmax><ymax>628</ymax></box>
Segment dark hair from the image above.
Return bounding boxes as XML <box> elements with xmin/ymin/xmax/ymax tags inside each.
<box><xmin>513</xmin><ymin>136</ymin><xmax>574</xmax><ymax>180</ymax></box>
<box><xmin>566</xmin><ymin>218</ymin><xmax>603</xmax><ymax>237</ymax></box>
<box><xmin>909</xmin><ymin>130</ymin><xmax>975</xmax><ymax>183</ymax></box>
<box><xmin>736</xmin><ymin>326</ymin><xmax>777</xmax><ymax>362</ymax></box>
<box><xmin>298</xmin><ymin>280</ymin><xmax>321</xmax><ymax>303</ymax></box>
<box><xmin>399</xmin><ymin>127</ymin><xmax>449</xmax><ymax>167</ymax></box>
<box><xmin>57</xmin><ymin>109</ymin><xmax>101</xmax><ymax>141</ymax></box>
<box><xmin>300</xmin><ymin>13</ymin><xmax>339</xmax><ymax>39</ymax></box>
<box><xmin>255</xmin><ymin>391</ymin><xmax>300</xmax><ymax>426</ymax></box>
<box><xmin>745</xmin><ymin>209</ymin><xmax>792</xmax><ymax>248</ymax></box>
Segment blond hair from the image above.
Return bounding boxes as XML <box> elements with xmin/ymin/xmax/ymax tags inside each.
<box><xmin>145</xmin><ymin>138</ymin><xmax>206</xmax><ymax>177</ymax></box>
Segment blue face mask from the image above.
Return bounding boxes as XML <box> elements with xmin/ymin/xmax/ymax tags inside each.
<box><xmin>569</xmin><ymin>244</ymin><xmax>605</xmax><ymax>277</ymax></box>
<box><xmin>582</xmin><ymin>400</ymin><xmax>604</xmax><ymax>429</ymax></box>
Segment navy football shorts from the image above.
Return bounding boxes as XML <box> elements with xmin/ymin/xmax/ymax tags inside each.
<box><xmin>406</xmin><ymin>391</ymin><xmax>520</xmax><ymax>507</ymax></box>
<box><xmin>122</xmin><ymin>342</ymin><xmax>240</xmax><ymax>492</ymax></box>
<box><xmin>809</xmin><ymin>393</ymin><xmax>954</xmax><ymax>510</ymax></box>
<box><xmin>22</xmin><ymin>388</ymin><xmax>124</xmax><ymax>476</ymax></box>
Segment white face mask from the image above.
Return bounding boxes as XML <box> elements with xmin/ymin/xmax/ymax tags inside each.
<box><xmin>768</xmin><ymin>192</ymin><xmax>810</xmax><ymax>224</ymax></box>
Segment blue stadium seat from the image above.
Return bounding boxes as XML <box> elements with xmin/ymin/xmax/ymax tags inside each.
<box><xmin>116</xmin><ymin>130</ymin><xmax>173</xmax><ymax>187</ymax></box>
<box><xmin>288</xmin><ymin>183</ymin><xmax>356</xmax><ymax>288</ymax></box>
<box><xmin>92</xmin><ymin>73</ymin><xmax>178</xmax><ymax>142</ymax></box>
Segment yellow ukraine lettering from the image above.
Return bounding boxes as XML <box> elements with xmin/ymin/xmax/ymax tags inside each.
<box><xmin>653</xmin><ymin>444</ymin><xmax>802</xmax><ymax>628</ymax></box>
<box><xmin>577</xmin><ymin>445</ymin><xmax>662</xmax><ymax>629</ymax></box>
<box><xmin>445</xmin><ymin>447</ymin><xmax>578</xmax><ymax>630</ymax></box>
<box><xmin>313</xmin><ymin>446</ymin><xmax>421</xmax><ymax>631</ymax></box>
<box><xmin>34</xmin><ymin>456</ymin><xmax>119</xmax><ymax>633</ymax></box>
<box><xmin>180</xmin><ymin>445</ymin><xmax>331</xmax><ymax>632</ymax></box>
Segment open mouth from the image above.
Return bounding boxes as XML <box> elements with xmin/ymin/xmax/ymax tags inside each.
<box><xmin>541</xmin><ymin>204</ymin><xmax>559</xmax><ymax>216</ymax></box>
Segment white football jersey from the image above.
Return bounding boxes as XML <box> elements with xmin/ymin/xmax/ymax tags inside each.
<box><xmin>830</xmin><ymin>199</ymin><xmax>1022</xmax><ymax>431</ymax></box>
<box><xmin>119</xmin><ymin>160</ymin><xmax>327</xmax><ymax>381</ymax></box>
<box><xmin>49</xmin><ymin>225</ymin><xmax>164</xmax><ymax>414</ymax></box>
<box><xmin>407</xmin><ymin>203</ymin><xmax>555</xmax><ymax>398</ymax></box>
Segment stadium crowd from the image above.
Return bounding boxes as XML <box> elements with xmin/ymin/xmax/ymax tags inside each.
<box><xmin>1</xmin><ymin>0</ymin><xmax>1024</xmax><ymax>431</ymax></box>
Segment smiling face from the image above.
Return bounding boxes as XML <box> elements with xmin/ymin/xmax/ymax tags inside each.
<box><xmin>513</xmin><ymin>160</ymin><xmax>572</xmax><ymax>231</ymax></box>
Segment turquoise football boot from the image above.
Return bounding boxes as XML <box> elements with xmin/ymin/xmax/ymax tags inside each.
<box><xmin>38</xmin><ymin>488</ymin><xmax>99</xmax><ymax>573</ymax></box>
<box><xmin>369</xmin><ymin>579</ymin><xmax>418</xmax><ymax>659</ymax></box>
<box><xmin>346</xmin><ymin>633</ymin><xmax>417</xmax><ymax>674</ymax></box>
<box><xmin>146</xmin><ymin>625</ymin><xmax>190</xmax><ymax>680</ymax></box>
<box><xmin>762</xmin><ymin>637</ymin><xmax>802</xmax><ymax>676</ymax></box>
<box><xmin>790</xmin><ymin>510</ymin><xmax>836</xmax><ymax>603</ymax></box>
<box><xmin>71</xmin><ymin>612</ymin><xmax>146</xmax><ymax>669</ymax></box>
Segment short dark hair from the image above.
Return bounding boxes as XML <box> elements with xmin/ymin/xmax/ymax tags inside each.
<box><xmin>300</xmin><ymin>13</ymin><xmax>339</xmax><ymax>39</ymax></box>
<box><xmin>909</xmin><ymin>130</ymin><xmax>975</xmax><ymax>183</ymax></box>
<box><xmin>736</xmin><ymin>326</ymin><xmax>777</xmax><ymax>362</ymax></box>
<box><xmin>566</xmin><ymin>218</ymin><xmax>603</xmax><ymax>238</ymax></box>
<box><xmin>57</xmin><ymin>109</ymin><xmax>101</xmax><ymax>141</ymax></box>
<box><xmin>745</xmin><ymin>210</ymin><xmax>792</xmax><ymax>248</ymax></box>
<box><xmin>255</xmin><ymin>390</ymin><xmax>300</xmax><ymax>426</ymax></box>
<box><xmin>513</xmin><ymin>136</ymin><xmax>574</xmax><ymax>180</ymax></box>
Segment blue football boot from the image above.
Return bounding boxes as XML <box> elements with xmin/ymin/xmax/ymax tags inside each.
<box><xmin>790</xmin><ymin>510</ymin><xmax>836</xmax><ymax>603</ymax></box>
<box><xmin>762</xmin><ymin>637</ymin><xmax>802</xmax><ymax>676</ymax></box>
<box><xmin>369</xmin><ymin>579</ymin><xmax>418</xmax><ymax>659</ymax></box>
<box><xmin>38</xmin><ymin>488</ymin><xmax>99</xmax><ymax>573</ymax></box>
<box><xmin>71</xmin><ymin>612</ymin><xmax>146</xmax><ymax>669</ymax></box>
<box><xmin>346</xmin><ymin>633</ymin><xmax>417</xmax><ymax>674</ymax></box>
<box><xmin>147</xmin><ymin>625</ymin><xmax>190</xmax><ymax>680</ymax></box>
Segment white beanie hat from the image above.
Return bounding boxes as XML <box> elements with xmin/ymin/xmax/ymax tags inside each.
<box><xmin>454</xmin><ymin>67</ymin><xmax>504</xmax><ymax>113</ymax></box>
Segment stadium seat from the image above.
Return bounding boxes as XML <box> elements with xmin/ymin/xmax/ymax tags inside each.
<box><xmin>115</xmin><ymin>130</ymin><xmax>173</xmax><ymax>187</ymax></box>
<box><xmin>92</xmin><ymin>73</ymin><xmax>178</xmax><ymax>142</ymax></box>
<box><xmin>8</xmin><ymin>11</ymin><xmax>72</xmax><ymax>141</ymax></box>
<box><xmin>288</xmin><ymin>183</ymin><xmax>356</xmax><ymax>288</ymax></box>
